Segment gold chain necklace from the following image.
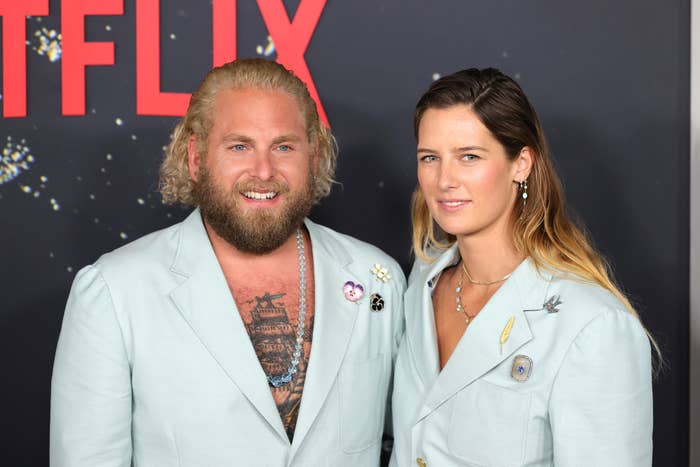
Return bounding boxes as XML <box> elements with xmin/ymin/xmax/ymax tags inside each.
<box><xmin>455</xmin><ymin>262</ymin><xmax>513</xmax><ymax>325</ymax></box>
<box><xmin>454</xmin><ymin>268</ymin><xmax>478</xmax><ymax>325</ymax></box>
<box><xmin>461</xmin><ymin>262</ymin><xmax>512</xmax><ymax>286</ymax></box>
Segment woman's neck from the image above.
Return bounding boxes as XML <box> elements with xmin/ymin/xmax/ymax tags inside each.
<box><xmin>456</xmin><ymin>230</ymin><xmax>525</xmax><ymax>283</ymax></box>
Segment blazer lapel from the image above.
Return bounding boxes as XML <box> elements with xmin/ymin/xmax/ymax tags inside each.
<box><xmin>418</xmin><ymin>258</ymin><xmax>550</xmax><ymax>422</ymax></box>
<box><xmin>168</xmin><ymin>210</ymin><xmax>288</xmax><ymax>442</ymax></box>
<box><xmin>405</xmin><ymin>245</ymin><xmax>460</xmax><ymax>392</ymax></box>
<box><xmin>290</xmin><ymin>219</ymin><xmax>360</xmax><ymax>455</ymax></box>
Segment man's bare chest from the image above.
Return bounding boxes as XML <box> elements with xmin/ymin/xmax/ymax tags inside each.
<box><xmin>229</xmin><ymin>277</ymin><xmax>316</xmax><ymax>440</ymax></box>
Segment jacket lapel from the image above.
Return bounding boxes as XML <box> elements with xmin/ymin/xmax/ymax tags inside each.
<box><xmin>168</xmin><ymin>210</ymin><xmax>288</xmax><ymax>442</ymax></box>
<box><xmin>417</xmin><ymin>257</ymin><xmax>551</xmax><ymax>422</ymax></box>
<box><xmin>405</xmin><ymin>245</ymin><xmax>460</xmax><ymax>392</ymax></box>
<box><xmin>290</xmin><ymin>219</ymin><xmax>360</xmax><ymax>455</ymax></box>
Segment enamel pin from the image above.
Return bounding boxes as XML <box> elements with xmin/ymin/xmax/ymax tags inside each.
<box><xmin>343</xmin><ymin>281</ymin><xmax>364</xmax><ymax>302</ymax></box>
<box><xmin>371</xmin><ymin>263</ymin><xmax>392</xmax><ymax>283</ymax></box>
<box><xmin>511</xmin><ymin>355</ymin><xmax>533</xmax><ymax>382</ymax></box>
<box><xmin>370</xmin><ymin>293</ymin><xmax>384</xmax><ymax>312</ymax></box>
<box><xmin>523</xmin><ymin>295</ymin><xmax>563</xmax><ymax>313</ymax></box>
<box><xmin>543</xmin><ymin>295</ymin><xmax>562</xmax><ymax>313</ymax></box>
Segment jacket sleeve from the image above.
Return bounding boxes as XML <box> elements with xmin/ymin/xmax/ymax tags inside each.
<box><xmin>549</xmin><ymin>308</ymin><xmax>653</xmax><ymax>467</ymax></box>
<box><xmin>50</xmin><ymin>265</ymin><xmax>132</xmax><ymax>467</ymax></box>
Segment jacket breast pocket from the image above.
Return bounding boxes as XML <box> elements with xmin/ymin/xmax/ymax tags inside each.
<box><xmin>448</xmin><ymin>380</ymin><xmax>531</xmax><ymax>466</ymax></box>
<box><xmin>337</xmin><ymin>353</ymin><xmax>387</xmax><ymax>453</ymax></box>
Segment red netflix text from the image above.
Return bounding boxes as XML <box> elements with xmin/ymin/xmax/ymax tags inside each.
<box><xmin>0</xmin><ymin>0</ymin><xmax>329</xmax><ymax>125</ymax></box>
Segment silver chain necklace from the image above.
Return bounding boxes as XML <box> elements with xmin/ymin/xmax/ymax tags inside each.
<box><xmin>267</xmin><ymin>228</ymin><xmax>307</xmax><ymax>388</ymax></box>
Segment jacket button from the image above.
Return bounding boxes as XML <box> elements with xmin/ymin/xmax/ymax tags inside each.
<box><xmin>416</xmin><ymin>457</ymin><xmax>426</xmax><ymax>467</ymax></box>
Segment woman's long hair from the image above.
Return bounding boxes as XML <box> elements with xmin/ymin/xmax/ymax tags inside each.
<box><xmin>411</xmin><ymin>68</ymin><xmax>661</xmax><ymax>363</ymax></box>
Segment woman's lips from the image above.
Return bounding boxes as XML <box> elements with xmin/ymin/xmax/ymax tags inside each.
<box><xmin>437</xmin><ymin>199</ymin><xmax>471</xmax><ymax>211</ymax></box>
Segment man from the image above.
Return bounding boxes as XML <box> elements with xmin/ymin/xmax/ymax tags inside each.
<box><xmin>50</xmin><ymin>59</ymin><xmax>405</xmax><ymax>467</ymax></box>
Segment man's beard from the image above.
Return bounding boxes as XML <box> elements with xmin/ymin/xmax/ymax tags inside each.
<box><xmin>193</xmin><ymin>165</ymin><xmax>315</xmax><ymax>254</ymax></box>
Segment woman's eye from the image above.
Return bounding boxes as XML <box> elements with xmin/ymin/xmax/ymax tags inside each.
<box><xmin>462</xmin><ymin>153</ymin><xmax>479</xmax><ymax>161</ymax></box>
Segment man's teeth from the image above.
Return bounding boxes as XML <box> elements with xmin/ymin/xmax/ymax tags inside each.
<box><xmin>243</xmin><ymin>191</ymin><xmax>277</xmax><ymax>200</ymax></box>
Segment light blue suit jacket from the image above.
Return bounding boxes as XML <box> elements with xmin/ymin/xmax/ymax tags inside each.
<box><xmin>390</xmin><ymin>245</ymin><xmax>653</xmax><ymax>467</ymax></box>
<box><xmin>50</xmin><ymin>210</ymin><xmax>406</xmax><ymax>467</ymax></box>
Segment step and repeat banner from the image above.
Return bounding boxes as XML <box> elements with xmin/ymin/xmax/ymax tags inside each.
<box><xmin>0</xmin><ymin>1</ymin><xmax>689</xmax><ymax>465</ymax></box>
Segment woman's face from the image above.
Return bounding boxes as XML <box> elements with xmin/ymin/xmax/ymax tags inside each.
<box><xmin>416</xmin><ymin>105</ymin><xmax>529</xmax><ymax>240</ymax></box>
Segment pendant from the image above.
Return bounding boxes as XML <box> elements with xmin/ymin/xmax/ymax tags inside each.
<box><xmin>268</xmin><ymin>373</ymin><xmax>292</xmax><ymax>388</ymax></box>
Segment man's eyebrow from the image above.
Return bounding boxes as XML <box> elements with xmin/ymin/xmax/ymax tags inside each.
<box><xmin>272</xmin><ymin>134</ymin><xmax>303</xmax><ymax>144</ymax></box>
<box><xmin>221</xmin><ymin>134</ymin><xmax>254</xmax><ymax>144</ymax></box>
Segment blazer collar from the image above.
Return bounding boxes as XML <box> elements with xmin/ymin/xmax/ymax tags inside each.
<box><xmin>404</xmin><ymin>244</ymin><xmax>461</xmax><ymax>391</ymax></box>
<box><xmin>407</xmin><ymin>245</ymin><xmax>553</xmax><ymax>422</ymax></box>
<box><xmin>289</xmin><ymin>218</ymin><xmax>360</xmax><ymax>458</ymax></box>
<box><xmin>168</xmin><ymin>209</ymin><xmax>288</xmax><ymax>441</ymax></box>
<box><xmin>168</xmin><ymin>211</ymin><xmax>361</xmax><ymax>452</ymax></box>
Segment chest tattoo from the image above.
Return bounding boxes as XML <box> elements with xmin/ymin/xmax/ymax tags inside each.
<box><xmin>240</xmin><ymin>291</ymin><xmax>314</xmax><ymax>441</ymax></box>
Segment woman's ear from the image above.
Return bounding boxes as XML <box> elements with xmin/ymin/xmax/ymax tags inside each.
<box><xmin>513</xmin><ymin>146</ymin><xmax>534</xmax><ymax>182</ymax></box>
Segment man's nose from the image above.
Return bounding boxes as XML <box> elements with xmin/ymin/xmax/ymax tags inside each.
<box><xmin>252</xmin><ymin>150</ymin><xmax>274</xmax><ymax>180</ymax></box>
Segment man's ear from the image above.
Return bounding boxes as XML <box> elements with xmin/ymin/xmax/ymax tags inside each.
<box><xmin>187</xmin><ymin>135</ymin><xmax>201</xmax><ymax>182</ymax></box>
<box><xmin>513</xmin><ymin>146</ymin><xmax>534</xmax><ymax>182</ymax></box>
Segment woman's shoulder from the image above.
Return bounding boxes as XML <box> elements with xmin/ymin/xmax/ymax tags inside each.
<box><xmin>542</xmin><ymin>271</ymin><xmax>648</xmax><ymax>345</ymax></box>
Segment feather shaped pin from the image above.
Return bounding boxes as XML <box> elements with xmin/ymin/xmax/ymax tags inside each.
<box><xmin>500</xmin><ymin>315</ymin><xmax>515</xmax><ymax>354</ymax></box>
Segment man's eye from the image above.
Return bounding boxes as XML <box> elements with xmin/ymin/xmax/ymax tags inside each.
<box><xmin>462</xmin><ymin>154</ymin><xmax>479</xmax><ymax>161</ymax></box>
<box><xmin>231</xmin><ymin>144</ymin><xmax>246</xmax><ymax>151</ymax></box>
<box><xmin>420</xmin><ymin>155</ymin><xmax>438</xmax><ymax>162</ymax></box>
<box><xmin>277</xmin><ymin>144</ymin><xmax>291</xmax><ymax>151</ymax></box>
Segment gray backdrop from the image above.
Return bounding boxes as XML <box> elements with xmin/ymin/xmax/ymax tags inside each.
<box><xmin>0</xmin><ymin>0</ymin><xmax>689</xmax><ymax>465</ymax></box>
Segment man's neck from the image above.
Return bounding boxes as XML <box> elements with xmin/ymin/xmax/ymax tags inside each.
<box><xmin>203</xmin><ymin>220</ymin><xmax>304</xmax><ymax>273</ymax></box>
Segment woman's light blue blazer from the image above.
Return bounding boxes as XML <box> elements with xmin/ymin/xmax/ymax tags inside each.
<box><xmin>390</xmin><ymin>245</ymin><xmax>653</xmax><ymax>467</ymax></box>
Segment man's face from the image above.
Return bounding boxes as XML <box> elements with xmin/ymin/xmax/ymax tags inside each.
<box><xmin>189</xmin><ymin>87</ymin><xmax>316</xmax><ymax>254</ymax></box>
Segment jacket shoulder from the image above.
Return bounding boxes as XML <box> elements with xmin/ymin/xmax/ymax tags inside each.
<box><xmin>92</xmin><ymin>219</ymin><xmax>183</xmax><ymax>279</ymax></box>
<box><xmin>548</xmin><ymin>274</ymin><xmax>629</xmax><ymax>325</ymax></box>
<box><xmin>309</xmin><ymin>221</ymin><xmax>404</xmax><ymax>276</ymax></box>
<box><xmin>542</xmin><ymin>274</ymin><xmax>649</xmax><ymax>361</ymax></box>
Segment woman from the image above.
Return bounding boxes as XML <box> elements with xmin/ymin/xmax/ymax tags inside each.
<box><xmin>390</xmin><ymin>68</ymin><xmax>655</xmax><ymax>467</ymax></box>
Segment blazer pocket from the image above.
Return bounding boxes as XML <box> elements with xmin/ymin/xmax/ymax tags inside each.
<box><xmin>448</xmin><ymin>380</ymin><xmax>531</xmax><ymax>466</ymax></box>
<box><xmin>338</xmin><ymin>353</ymin><xmax>386</xmax><ymax>453</ymax></box>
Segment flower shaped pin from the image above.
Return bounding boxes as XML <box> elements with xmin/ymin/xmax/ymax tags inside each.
<box><xmin>370</xmin><ymin>263</ymin><xmax>392</xmax><ymax>283</ymax></box>
<box><xmin>343</xmin><ymin>281</ymin><xmax>364</xmax><ymax>302</ymax></box>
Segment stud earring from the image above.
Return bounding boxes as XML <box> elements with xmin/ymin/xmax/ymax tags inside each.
<box><xmin>518</xmin><ymin>179</ymin><xmax>528</xmax><ymax>207</ymax></box>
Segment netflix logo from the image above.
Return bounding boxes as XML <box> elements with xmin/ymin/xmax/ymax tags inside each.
<box><xmin>0</xmin><ymin>0</ymin><xmax>329</xmax><ymax>124</ymax></box>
